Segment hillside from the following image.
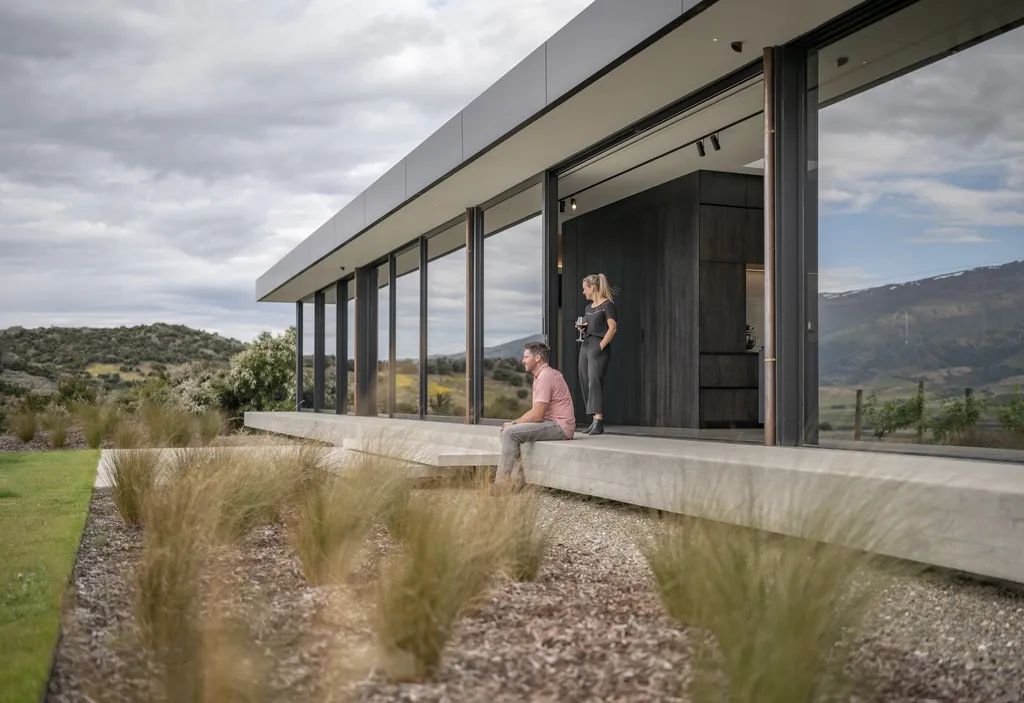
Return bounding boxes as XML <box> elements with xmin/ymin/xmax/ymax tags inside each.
<box><xmin>0</xmin><ymin>323</ymin><xmax>246</xmax><ymax>383</ymax></box>
<box><xmin>436</xmin><ymin>334</ymin><xmax>545</xmax><ymax>361</ymax></box>
<box><xmin>819</xmin><ymin>260</ymin><xmax>1024</xmax><ymax>393</ymax></box>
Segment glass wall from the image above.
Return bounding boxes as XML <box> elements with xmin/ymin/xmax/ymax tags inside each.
<box><xmin>483</xmin><ymin>183</ymin><xmax>543</xmax><ymax>420</ymax></box>
<box><xmin>426</xmin><ymin>221</ymin><xmax>467</xmax><ymax>417</ymax></box>
<box><xmin>393</xmin><ymin>246</ymin><xmax>421</xmax><ymax>415</ymax></box>
<box><xmin>301</xmin><ymin>297</ymin><xmax>315</xmax><ymax>410</ymax></box>
<box><xmin>377</xmin><ymin>263</ymin><xmax>390</xmax><ymax>416</ymax></box>
<box><xmin>346</xmin><ymin>284</ymin><xmax>355</xmax><ymax>413</ymax></box>
<box><xmin>321</xmin><ymin>286</ymin><xmax>337</xmax><ymax>411</ymax></box>
<box><xmin>811</xmin><ymin>1</ymin><xmax>1024</xmax><ymax>453</ymax></box>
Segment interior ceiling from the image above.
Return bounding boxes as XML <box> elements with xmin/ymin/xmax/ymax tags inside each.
<box><xmin>556</xmin><ymin>78</ymin><xmax>764</xmax><ymax>220</ymax></box>
<box><xmin>262</xmin><ymin>0</ymin><xmax>865</xmax><ymax>302</ymax></box>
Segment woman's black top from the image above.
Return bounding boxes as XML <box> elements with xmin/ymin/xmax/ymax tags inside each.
<box><xmin>584</xmin><ymin>300</ymin><xmax>617</xmax><ymax>340</ymax></box>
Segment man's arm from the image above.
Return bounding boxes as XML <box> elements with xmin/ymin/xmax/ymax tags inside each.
<box><xmin>505</xmin><ymin>401</ymin><xmax>548</xmax><ymax>427</ymax></box>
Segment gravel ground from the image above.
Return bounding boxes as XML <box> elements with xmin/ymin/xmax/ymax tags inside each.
<box><xmin>47</xmin><ymin>489</ymin><xmax>1024</xmax><ymax>702</ymax></box>
<box><xmin>0</xmin><ymin>427</ymin><xmax>88</xmax><ymax>452</ymax></box>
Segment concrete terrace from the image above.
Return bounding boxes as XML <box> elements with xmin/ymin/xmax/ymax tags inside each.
<box><xmin>245</xmin><ymin>412</ymin><xmax>1024</xmax><ymax>584</ymax></box>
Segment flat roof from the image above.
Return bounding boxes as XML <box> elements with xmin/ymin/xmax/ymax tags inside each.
<box><xmin>257</xmin><ymin>0</ymin><xmax>862</xmax><ymax>302</ymax></box>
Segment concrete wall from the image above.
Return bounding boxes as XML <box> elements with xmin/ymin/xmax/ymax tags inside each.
<box><xmin>246</xmin><ymin>411</ymin><xmax>1024</xmax><ymax>584</ymax></box>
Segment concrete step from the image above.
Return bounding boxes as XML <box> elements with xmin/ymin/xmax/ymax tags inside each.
<box><xmin>341</xmin><ymin>438</ymin><xmax>500</xmax><ymax>468</ymax></box>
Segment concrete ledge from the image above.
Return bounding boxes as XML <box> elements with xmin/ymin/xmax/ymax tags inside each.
<box><xmin>245</xmin><ymin>412</ymin><xmax>1024</xmax><ymax>583</ymax></box>
<box><xmin>342</xmin><ymin>438</ymin><xmax>499</xmax><ymax>467</ymax></box>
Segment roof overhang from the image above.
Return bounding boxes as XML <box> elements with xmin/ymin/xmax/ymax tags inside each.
<box><xmin>257</xmin><ymin>0</ymin><xmax>863</xmax><ymax>303</ymax></box>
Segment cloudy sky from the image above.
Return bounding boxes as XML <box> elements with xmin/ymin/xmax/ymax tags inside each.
<box><xmin>818</xmin><ymin>25</ymin><xmax>1024</xmax><ymax>293</ymax></box>
<box><xmin>0</xmin><ymin>0</ymin><xmax>590</xmax><ymax>343</ymax></box>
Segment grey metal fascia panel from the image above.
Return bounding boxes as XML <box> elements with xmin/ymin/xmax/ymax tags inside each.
<box><xmin>364</xmin><ymin>159</ymin><xmax>408</xmax><ymax>225</ymax></box>
<box><xmin>406</xmin><ymin>113</ymin><xmax>464</xmax><ymax>196</ymax></box>
<box><xmin>331</xmin><ymin>192</ymin><xmax>366</xmax><ymax>250</ymax></box>
<box><xmin>545</xmin><ymin>0</ymin><xmax>683</xmax><ymax>103</ymax></box>
<box><xmin>257</xmin><ymin>237</ymin><xmax>312</xmax><ymax>300</ymax></box>
<box><xmin>462</xmin><ymin>44</ymin><xmax>547</xmax><ymax>159</ymax></box>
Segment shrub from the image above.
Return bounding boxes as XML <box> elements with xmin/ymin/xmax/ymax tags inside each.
<box><xmin>374</xmin><ymin>489</ymin><xmax>505</xmax><ymax>681</ymax></box>
<box><xmin>931</xmin><ymin>393</ymin><xmax>987</xmax><ymax>444</ymax></box>
<box><xmin>428</xmin><ymin>390</ymin><xmax>454</xmax><ymax>415</ymax></box>
<box><xmin>516</xmin><ymin>389</ymin><xmax>529</xmax><ymax>400</ymax></box>
<box><xmin>112</xmin><ymin>419</ymin><xmax>147</xmax><ymax>449</ymax></box>
<box><xmin>141</xmin><ymin>401</ymin><xmax>195</xmax><ymax>447</ymax></box>
<box><xmin>997</xmin><ymin>386</ymin><xmax>1024</xmax><ymax>436</ymax></box>
<box><xmin>11</xmin><ymin>411</ymin><xmax>37</xmax><ymax>443</ymax></box>
<box><xmin>643</xmin><ymin>489</ymin><xmax>898</xmax><ymax>703</ymax></box>
<box><xmin>105</xmin><ymin>449</ymin><xmax>161</xmax><ymax>526</ymax></box>
<box><xmin>864</xmin><ymin>385</ymin><xmax>925</xmax><ymax>439</ymax></box>
<box><xmin>220</xmin><ymin>328</ymin><xmax>296</xmax><ymax>414</ymax></box>
<box><xmin>41</xmin><ymin>409</ymin><xmax>72</xmax><ymax>448</ymax></box>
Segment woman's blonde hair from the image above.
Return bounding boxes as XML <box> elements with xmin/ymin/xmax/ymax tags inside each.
<box><xmin>582</xmin><ymin>273</ymin><xmax>615</xmax><ymax>303</ymax></box>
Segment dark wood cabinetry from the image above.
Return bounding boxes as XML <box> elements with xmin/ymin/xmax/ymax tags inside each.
<box><xmin>560</xmin><ymin>170</ymin><xmax>763</xmax><ymax>428</ymax></box>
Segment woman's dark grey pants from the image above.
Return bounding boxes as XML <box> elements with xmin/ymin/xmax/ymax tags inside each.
<box><xmin>578</xmin><ymin>337</ymin><xmax>610</xmax><ymax>415</ymax></box>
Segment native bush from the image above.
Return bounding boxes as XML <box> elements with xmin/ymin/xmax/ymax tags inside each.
<box><xmin>931</xmin><ymin>393</ymin><xmax>987</xmax><ymax>444</ymax></box>
<box><xmin>11</xmin><ymin>410</ymin><xmax>37</xmax><ymax>443</ymax></box>
<box><xmin>997</xmin><ymin>386</ymin><xmax>1024</xmax><ymax>436</ymax></box>
<box><xmin>41</xmin><ymin>408</ymin><xmax>72</xmax><ymax>448</ymax></box>
<box><xmin>219</xmin><ymin>328</ymin><xmax>296</xmax><ymax>414</ymax></box>
<box><xmin>864</xmin><ymin>386</ymin><xmax>925</xmax><ymax>439</ymax></box>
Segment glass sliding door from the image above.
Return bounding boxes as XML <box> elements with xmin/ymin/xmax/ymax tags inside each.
<box><xmin>482</xmin><ymin>182</ymin><xmax>543</xmax><ymax>420</ymax></box>
<box><xmin>393</xmin><ymin>246</ymin><xmax>421</xmax><ymax>415</ymax></box>
<box><xmin>426</xmin><ymin>220</ymin><xmax>467</xmax><ymax>418</ymax></box>
<box><xmin>810</xmin><ymin>0</ymin><xmax>1024</xmax><ymax>456</ymax></box>
<box><xmin>376</xmin><ymin>263</ymin><xmax>390</xmax><ymax>416</ymax></box>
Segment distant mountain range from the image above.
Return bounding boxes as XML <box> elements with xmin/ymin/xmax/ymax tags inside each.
<box><xmin>436</xmin><ymin>334</ymin><xmax>545</xmax><ymax>361</ymax></box>
<box><xmin>819</xmin><ymin>260</ymin><xmax>1024</xmax><ymax>393</ymax></box>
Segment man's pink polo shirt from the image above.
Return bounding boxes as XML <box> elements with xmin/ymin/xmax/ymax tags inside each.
<box><xmin>531</xmin><ymin>364</ymin><xmax>575</xmax><ymax>439</ymax></box>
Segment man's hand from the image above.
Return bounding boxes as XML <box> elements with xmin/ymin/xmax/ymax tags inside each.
<box><xmin>501</xmin><ymin>421</ymin><xmax>513</xmax><ymax>432</ymax></box>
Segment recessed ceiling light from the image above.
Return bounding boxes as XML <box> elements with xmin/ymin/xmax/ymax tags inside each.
<box><xmin>713</xmin><ymin>37</ymin><xmax>718</xmax><ymax>42</ymax></box>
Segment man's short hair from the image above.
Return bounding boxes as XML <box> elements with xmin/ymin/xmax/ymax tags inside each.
<box><xmin>523</xmin><ymin>341</ymin><xmax>550</xmax><ymax>363</ymax></box>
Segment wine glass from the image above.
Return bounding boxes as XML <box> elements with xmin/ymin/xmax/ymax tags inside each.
<box><xmin>575</xmin><ymin>316</ymin><xmax>587</xmax><ymax>343</ymax></box>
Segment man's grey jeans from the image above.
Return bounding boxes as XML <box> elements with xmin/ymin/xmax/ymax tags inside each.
<box><xmin>496</xmin><ymin>420</ymin><xmax>568</xmax><ymax>486</ymax></box>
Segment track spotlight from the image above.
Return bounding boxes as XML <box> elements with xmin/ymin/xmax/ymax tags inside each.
<box><xmin>710</xmin><ymin>133</ymin><xmax>721</xmax><ymax>151</ymax></box>
<box><xmin>570</xmin><ymin>197</ymin><xmax>577</xmax><ymax>211</ymax></box>
<box><xmin>559</xmin><ymin>199</ymin><xmax>566</xmax><ymax>213</ymax></box>
<box><xmin>696</xmin><ymin>139</ymin><xmax>706</xmax><ymax>157</ymax></box>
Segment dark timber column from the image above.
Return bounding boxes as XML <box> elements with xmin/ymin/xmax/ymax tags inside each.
<box><xmin>770</xmin><ymin>44</ymin><xmax>816</xmax><ymax>446</ymax></box>
<box><xmin>418</xmin><ymin>238</ymin><xmax>428</xmax><ymax>419</ymax></box>
<box><xmin>465</xmin><ymin>207</ymin><xmax>484</xmax><ymax>423</ymax></box>
<box><xmin>542</xmin><ymin>170</ymin><xmax>560</xmax><ymax>369</ymax></box>
<box><xmin>295</xmin><ymin>301</ymin><xmax>303</xmax><ymax>411</ymax></box>
<box><xmin>354</xmin><ymin>266</ymin><xmax>378</xmax><ymax>416</ymax></box>
<box><xmin>336</xmin><ymin>279</ymin><xmax>348</xmax><ymax>414</ymax></box>
<box><xmin>388</xmin><ymin>254</ymin><xmax>397</xmax><ymax>417</ymax></box>
<box><xmin>313</xmin><ymin>290</ymin><xmax>325</xmax><ymax>412</ymax></box>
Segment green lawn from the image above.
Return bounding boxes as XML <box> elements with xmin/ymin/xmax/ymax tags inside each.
<box><xmin>0</xmin><ymin>450</ymin><xmax>97</xmax><ymax>703</ymax></box>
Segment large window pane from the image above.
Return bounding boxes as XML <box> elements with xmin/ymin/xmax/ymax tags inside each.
<box><xmin>426</xmin><ymin>221</ymin><xmax>467</xmax><ymax>417</ymax></box>
<box><xmin>813</xmin><ymin>2</ymin><xmax>1024</xmax><ymax>454</ymax></box>
<box><xmin>346</xmin><ymin>290</ymin><xmax>355</xmax><ymax>413</ymax></box>
<box><xmin>377</xmin><ymin>263</ymin><xmax>390</xmax><ymax>416</ymax></box>
<box><xmin>322</xmin><ymin>286</ymin><xmax>337</xmax><ymax>411</ymax></box>
<box><xmin>394</xmin><ymin>246</ymin><xmax>420</xmax><ymax>415</ymax></box>
<box><xmin>301</xmin><ymin>298</ymin><xmax>314</xmax><ymax>410</ymax></box>
<box><xmin>483</xmin><ymin>183</ymin><xmax>542</xmax><ymax>420</ymax></box>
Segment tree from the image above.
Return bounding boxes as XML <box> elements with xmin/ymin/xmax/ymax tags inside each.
<box><xmin>219</xmin><ymin>328</ymin><xmax>296</xmax><ymax>415</ymax></box>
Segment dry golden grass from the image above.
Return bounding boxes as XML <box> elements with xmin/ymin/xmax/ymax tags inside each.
<box><xmin>11</xmin><ymin>410</ymin><xmax>37</xmax><ymax>443</ymax></box>
<box><xmin>105</xmin><ymin>449</ymin><xmax>162</xmax><ymax>527</ymax></box>
<box><xmin>495</xmin><ymin>486</ymin><xmax>554</xmax><ymax>582</ymax></box>
<box><xmin>374</xmin><ymin>485</ymin><xmax>506</xmax><ymax>681</ymax></box>
<box><xmin>643</xmin><ymin>482</ymin><xmax>906</xmax><ymax>703</ymax></box>
<box><xmin>40</xmin><ymin>409</ymin><xmax>71</xmax><ymax>448</ymax></box>
<box><xmin>74</xmin><ymin>402</ymin><xmax>120</xmax><ymax>449</ymax></box>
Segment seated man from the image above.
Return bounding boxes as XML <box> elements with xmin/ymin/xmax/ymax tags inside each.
<box><xmin>495</xmin><ymin>342</ymin><xmax>576</xmax><ymax>490</ymax></box>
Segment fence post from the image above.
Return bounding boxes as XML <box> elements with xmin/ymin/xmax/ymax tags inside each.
<box><xmin>854</xmin><ymin>389</ymin><xmax>863</xmax><ymax>441</ymax></box>
<box><xmin>916</xmin><ymin>379</ymin><xmax>925</xmax><ymax>443</ymax></box>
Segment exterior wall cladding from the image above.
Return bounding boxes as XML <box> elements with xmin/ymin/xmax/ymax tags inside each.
<box><xmin>257</xmin><ymin>0</ymin><xmax>702</xmax><ymax>300</ymax></box>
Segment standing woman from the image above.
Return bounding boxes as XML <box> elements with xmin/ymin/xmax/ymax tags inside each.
<box><xmin>576</xmin><ymin>273</ymin><xmax>618</xmax><ymax>435</ymax></box>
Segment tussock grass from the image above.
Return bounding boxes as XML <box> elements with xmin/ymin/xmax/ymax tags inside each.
<box><xmin>105</xmin><ymin>449</ymin><xmax>161</xmax><ymax>527</ymax></box>
<box><xmin>643</xmin><ymin>483</ymin><xmax>903</xmax><ymax>703</ymax></box>
<box><xmin>286</xmin><ymin>449</ymin><xmax>408</xmax><ymax>586</ymax></box>
<box><xmin>196</xmin><ymin>408</ymin><xmax>224</xmax><ymax>445</ymax></box>
<box><xmin>11</xmin><ymin>411</ymin><xmax>37</xmax><ymax>443</ymax></box>
<box><xmin>374</xmin><ymin>487</ymin><xmax>505</xmax><ymax>681</ymax></box>
<box><xmin>41</xmin><ymin>410</ymin><xmax>71</xmax><ymax>448</ymax></box>
<box><xmin>495</xmin><ymin>486</ymin><xmax>554</xmax><ymax>582</ymax></box>
<box><xmin>111</xmin><ymin>419</ymin><xmax>147</xmax><ymax>449</ymax></box>
<box><xmin>141</xmin><ymin>401</ymin><xmax>195</xmax><ymax>448</ymax></box>
<box><xmin>75</xmin><ymin>402</ymin><xmax>120</xmax><ymax>449</ymax></box>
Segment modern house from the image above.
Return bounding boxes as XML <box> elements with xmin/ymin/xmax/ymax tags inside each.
<box><xmin>248</xmin><ymin>0</ymin><xmax>1024</xmax><ymax>582</ymax></box>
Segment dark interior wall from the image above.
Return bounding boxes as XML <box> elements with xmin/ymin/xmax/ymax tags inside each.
<box><xmin>560</xmin><ymin>170</ymin><xmax>763</xmax><ymax>428</ymax></box>
<box><xmin>561</xmin><ymin>172</ymin><xmax>700</xmax><ymax>427</ymax></box>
